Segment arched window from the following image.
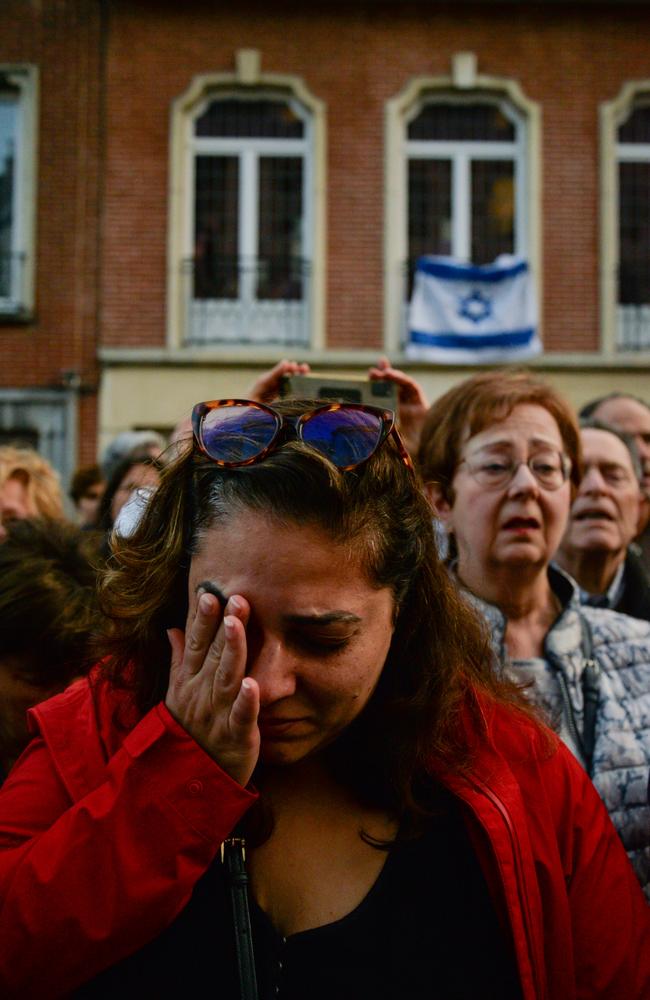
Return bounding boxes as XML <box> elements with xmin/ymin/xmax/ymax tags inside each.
<box><xmin>384</xmin><ymin>63</ymin><xmax>540</xmax><ymax>351</ymax></box>
<box><xmin>616</xmin><ymin>99</ymin><xmax>650</xmax><ymax>350</ymax></box>
<box><xmin>169</xmin><ymin>61</ymin><xmax>325</xmax><ymax>350</ymax></box>
<box><xmin>191</xmin><ymin>94</ymin><xmax>310</xmax><ymax>345</ymax></box>
<box><xmin>406</xmin><ymin>97</ymin><xmax>524</xmax><ymax>287</ymax></box>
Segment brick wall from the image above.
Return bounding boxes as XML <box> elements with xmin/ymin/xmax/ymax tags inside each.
<box><xmin>102</xmin><ymin>0</ymin><xmax>650</xmax><ymax>354</ymax></box>
<box><xmin>2</xmin><ymin>1</ymin><xmax>650</xmax><ymax>463</ymax></box>
<box><xmin>0</xmin><ymin>0</ymin><xmax>102</xmax><ymax>465</ymax></box>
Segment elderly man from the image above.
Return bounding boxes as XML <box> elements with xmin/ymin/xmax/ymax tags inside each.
<box><xmin>580</xmin><ymin>393</ymin><xmax>650</xmax><ymax>567</ymax></box>
<box><xmin>581</xmin><ymin>393</ymin><xmax>650</xmax><ymax>494</ymax></box>
<box><xmin>556</xmin><ymin>421</ymin><xmax>650</xmax><ymax>620</ymax></box>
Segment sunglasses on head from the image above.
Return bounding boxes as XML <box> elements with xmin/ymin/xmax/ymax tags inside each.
<box><xmin>191</xmin><ymin>399</ymin><xmax>414</xmax><ymax>473</ymax></box>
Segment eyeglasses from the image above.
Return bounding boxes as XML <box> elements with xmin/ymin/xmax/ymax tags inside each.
<box><xmin>191</xmin><ymin>399</ymin><xmax>414</xmax><ymax>472</ymax></box>
<box><xmin>458</xmin><ymin>450</ymin><xmax>572</xmax><ymax>491</ymax></box>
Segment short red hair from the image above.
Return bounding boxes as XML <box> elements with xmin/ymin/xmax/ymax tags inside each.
<box><xmin>417</xmin><ymin>369</ymin><xmax>582</xmax><ymax>502</ymax></box>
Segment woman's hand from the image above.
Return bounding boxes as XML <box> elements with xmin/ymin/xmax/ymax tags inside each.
<box><xmin>247</xmin><ymin>359</ymin><xmax>311</xmax><ymax>404</ymax></box>
<box><xmin>368</xmin><ymin>357</ymin><xmax>430</xmax><ymax>456</ymax></box>
<box><xmin>165</xmin><ymin>593</ymin><xmax>260</xmax><ymax>787</ymax></box>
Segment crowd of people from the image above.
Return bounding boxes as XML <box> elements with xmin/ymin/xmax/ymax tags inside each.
<box><xmin>0</xmin><ymin>359</ymin><xmax>648</xmax><ymax>998</ymax></box>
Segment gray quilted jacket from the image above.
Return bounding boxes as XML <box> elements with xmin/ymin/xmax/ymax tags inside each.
<box><xmin>466</xmin><ymin>565</ymin><xmax>650</xmax><ymax>899</ymax></box>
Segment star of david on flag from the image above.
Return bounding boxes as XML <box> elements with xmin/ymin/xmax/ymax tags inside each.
<box><xmin>406</xmin><ymin>254</ymin><xmax>540</xmax><ymax>364</ymax></box>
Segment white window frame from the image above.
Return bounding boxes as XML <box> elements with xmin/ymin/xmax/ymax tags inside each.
<box><xmin>600</xmin><ymin>81</ymin><xmax>650</xmax><ymax>356</ymax></box>
<box><xmin>168</xmin><ymin>54</ymin><xmax>326</xmax><ymax>351</ymax></box>
<box><xmin>384</xmin><ymin>57</ymin><xmax>541</xmax><ymax>353</ymax></box>
<box><xmin>188</xmin><ymin>91</ymin><xmax>311</xmax><ymax>345</ymax></box>
<box><xmin>0</xmin><ymin>65</ymin><xmax>38</xmax><ymax>318</ymax></box>
<box><xmin>405</xmin><ymin>94</ymin><xmax>526</xmax><ymax>263</ymax></box>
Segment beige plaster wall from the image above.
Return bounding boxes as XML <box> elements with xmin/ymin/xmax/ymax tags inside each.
<box><xmin>99</xmin><ymin>363</ymin><xmax>650</xmax><ymax>455</ymax></box>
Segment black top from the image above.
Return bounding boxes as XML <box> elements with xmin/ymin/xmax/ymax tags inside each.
<box><xmin>75</xmin><ymin>793</ymin><xmax>522</xmax><ymax>999</ymax></box>
<box><xmin>615</xmin><ymin>547</ymin><xmax>650</xmax><ymax>622</ymax></box>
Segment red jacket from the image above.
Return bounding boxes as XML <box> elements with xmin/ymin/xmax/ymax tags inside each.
<box><xmin>0</xmin><ymin>675</ymin><xmax>647</xmax><ymax>999</ymax></box>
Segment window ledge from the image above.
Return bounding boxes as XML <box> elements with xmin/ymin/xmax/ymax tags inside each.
<box><xmin>98</xmin><ymin>346</ymin><xmax>650</xmax><ymax>371</ymax></box>
<box><xmin>0</xmin><ymin>309</ymin><xmax>35</xmax><ymax>327</ymax></box>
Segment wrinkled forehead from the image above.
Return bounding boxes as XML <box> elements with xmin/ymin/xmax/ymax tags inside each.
<box><xmin>461</xmin><ymin>404</ymin><xmax>564</xmax><ymax>454</ymax></box>
<box><xmin>580</xmin><ymin>427</ymin><xmax>636</xmax><ymax>471</ymax></box>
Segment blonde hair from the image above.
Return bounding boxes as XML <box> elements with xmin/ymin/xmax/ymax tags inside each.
<box><xmin>0</xmin><ymin>446</ymin><xmax>65</xmax><ymax>521</ymax></box>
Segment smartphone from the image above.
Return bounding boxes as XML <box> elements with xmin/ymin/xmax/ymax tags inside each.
<box><xmin>280</xmin><ymin>373</ymin><xmax>398</xmax><ymax>411</ymax></box>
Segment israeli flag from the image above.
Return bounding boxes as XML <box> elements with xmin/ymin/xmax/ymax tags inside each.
<box><xmin>406</xmin><ymin>254</ymin><xmax>540</xmax><ymax>364</ymax></box>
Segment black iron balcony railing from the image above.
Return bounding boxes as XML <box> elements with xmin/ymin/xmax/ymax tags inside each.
<box><xmin>191</xmin><ymin>253</ymin><xmax>308</xmax><ymax>302</ymax></box>
<box><xmin>182</xmin><ymin>255</ymin><xmax>311</xmax><ymax>347</ymax></box>
<box><xmin>617</xmin><ymin>262</ymin><xmax>650</xmax><ymax>351</ymax></box>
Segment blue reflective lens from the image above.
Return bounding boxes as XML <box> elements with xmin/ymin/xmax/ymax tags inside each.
<box><xmin>301</xmin><ymin>409</ymin><xmax>383</xmax><ymax>467</ymax></box>
<box><xmin>201</xmin><ymin>406</ymin><xmax>278</xmax><ymax>462</ymax></box>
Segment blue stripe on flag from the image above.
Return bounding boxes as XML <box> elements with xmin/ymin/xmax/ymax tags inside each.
<box><xmin>409</xmin><ymin>328</ymin><xmax>536</xmax><ymax>350</ymax></box>
<box><xmin>416</xmin><ymin>258</ymin><xmax>528</xmax><ymax>283</ymax></box>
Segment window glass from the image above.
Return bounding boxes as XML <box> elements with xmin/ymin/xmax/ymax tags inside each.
<box><xmin>195</xmin><ymin>98</ymin><xmax>304</xmax><ymax>139</ymax></box>
<box><xmin>408</xmin><ymin>160</ymin><xmax>451</xmax><ymax>293</ymax></box>
<box><xmin>471</xmin><ymin>160</ymin><xmax>515</xmax><ymax>264</ymax></box>
<box><xmin>0</xmin><ymin>87</ymin><xmax>18</xmax><ymax>300</ymax></box>
<box><xmin>257</xmin><ymin>156</ymin><xmax>303</xmax><ymax>300</ymax></box>
<box><xmin>408</xmin><ymin>102</ymin><xmax>514</xmax><ymax>142</ymax></box>
<box><xmin>618</xmin><ymin>104</ymin><xmax>650</xmax><ymax>144</ymax></box>
<box><xmin>618</xmin><ymin>161</ymin><xmax>650</xmax><ymax>305</ymax></box>
<box><xmin>193</xmin><ymin>155</ymin><xmax>239</xmax><ymax>300</ymax></box>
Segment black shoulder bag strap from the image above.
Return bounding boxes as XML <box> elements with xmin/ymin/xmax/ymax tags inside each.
<box><xmin>222</xmin><ymin>837</ymin><xmax>259</xmax><ymax>1000</ymax></box>
<box><xmin>578</xmin><ymin>615</ymin><xmax>600</xmax><ymax>778</ymax></box>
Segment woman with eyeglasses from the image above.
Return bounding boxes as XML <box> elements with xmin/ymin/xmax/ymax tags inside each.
<box><xmin>0</xmin><ymin>397</ymin><xmax>647</xmax><ymax>998</ymax></box>
<box><xmin>415</xmin><ymin>369</ymin><xmax>650</xmax><ymax>899</ymax></box>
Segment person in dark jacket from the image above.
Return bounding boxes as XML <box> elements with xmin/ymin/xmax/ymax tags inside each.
<box><xmin>579</xmin><ymin>392</ymin><xmax>650</xmax><ymax>568</ymax></box>
<box><xmin>555</xmin><ymin>420</ymin><xmax>650</xmax><ymax>620</ymax></box>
